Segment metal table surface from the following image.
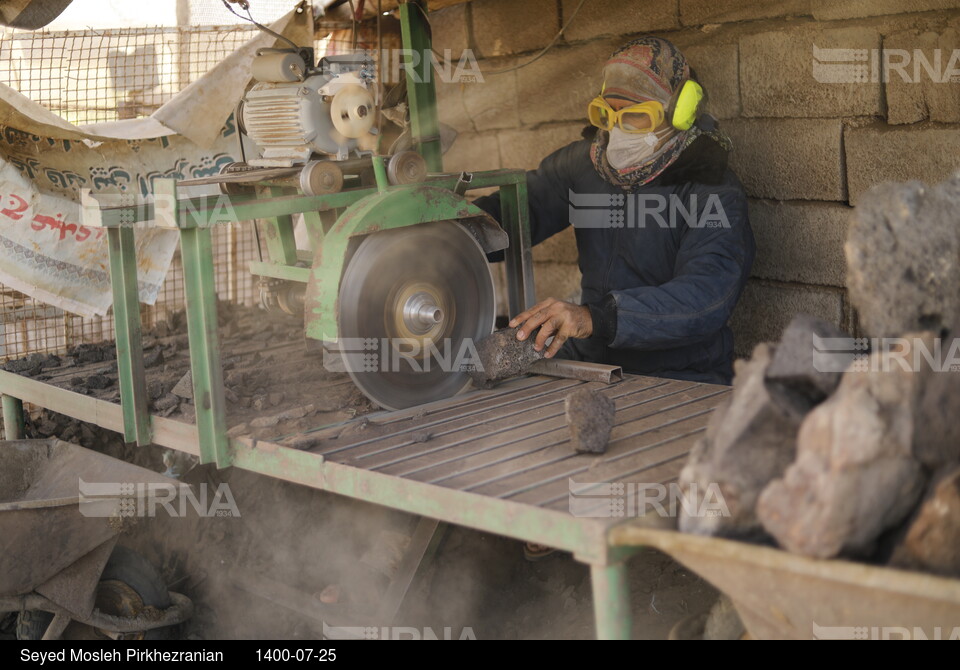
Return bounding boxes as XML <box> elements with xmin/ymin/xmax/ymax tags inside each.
<box><xmin>300</xmin><ymin>375</ymin><xmax>727</xmax><ymax>515</ymax></box>
<box><xmin>0</xmin><ymin>366</ymin><xmax>730</xmax><ymax>638</ymax></box>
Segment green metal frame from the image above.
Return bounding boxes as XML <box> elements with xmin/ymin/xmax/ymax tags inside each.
<box><xmin>0</xmin><ymin>365</ymin><xmax>648</xmax><ymax>639</ymax></box>
<box><xmin>107</xmin><ymin>223</ymin><xmax>151</xmax><ymax>446</ymax></box>
<box><xmin>2</xmin><ymin>394</ymin><xmax>23</xmax><ymax>440</ymax></box>
<box><xmin>0</xmin><ymin>0</ymin><xmax>656</xmax><ymax>640</ymax></box>
<box><xmin>304</xmin><ymin>183</ymin><xmax>511</xmax><ymax>340</ymax></box>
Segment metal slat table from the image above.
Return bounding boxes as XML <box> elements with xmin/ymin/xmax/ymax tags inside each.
<box><xmin>0</xmin><ymin>365</ymin><xmax>729</xmax><ymax>638</ymax></box>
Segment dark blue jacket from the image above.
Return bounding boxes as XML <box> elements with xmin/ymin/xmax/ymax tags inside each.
<box><xmin>475</xmin><ymin>131</ymin><xmax>755</xmax><ymax>385</ymax></box>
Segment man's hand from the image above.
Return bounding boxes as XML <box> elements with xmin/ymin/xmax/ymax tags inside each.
<box><xmin>509</xmin><ymin>298</ymin><xmax>593</xmax><ymax>358</ymax></box>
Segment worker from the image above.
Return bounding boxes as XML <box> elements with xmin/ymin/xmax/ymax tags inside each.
<box><xmin>476</xmin><ymin>36</ymin><xmax>755</xmax><ymax>388</ymax></box>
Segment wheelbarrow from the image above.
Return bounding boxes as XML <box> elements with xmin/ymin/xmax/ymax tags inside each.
<box><xmin>611</xmin><ymin>525</ymin><xmax>960</xmax><ymax>640</ymax></box>
<box><xmin>0</xmin><ymin>438</ymin><xmax>193</xmax><ymax>640</ymax></box>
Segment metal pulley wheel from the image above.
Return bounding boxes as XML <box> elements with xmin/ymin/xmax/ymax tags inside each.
<box><xmin>330</xmin><ymin>84</ymin><xmax>375</xmax><ymax>139</ymax></box>
<box><xmin>300</xmin><ymin>161</ymin><xmax>345</xmax><ymax>196</ymax></box>
<box><xmin>387</xmin><ymin>150</ymin><xmax>428</xmax><ymax>185</ymax></box>
<box><xmin>337</xmin><ymin>221</ymin><xmax>495</xmax><ymax>410</ymax></box>
<box><xmin>218</xmin><ymin>161</ymin><xmax>251</xmax><ymax>196</ymax></box>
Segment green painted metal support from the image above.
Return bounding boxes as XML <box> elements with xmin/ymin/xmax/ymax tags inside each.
<box><xmin>301</xmin><ymin>210</ymin><xmax>328</xmax><ymax>250</ymax></box>
<box><xmin>258</xmin><ymin>187</ymin><xmax>298</xmax><ymax>266</ymax></box>
<box><xmin>590</xmin><ymin>561</ymin><xmax>632</xmax><ymax>640</ymax></box>
<box><xmin>248</xmin><ymin>262</ymin><xmax>311</xmax><ymax>283</ymax></box>
<box><xmin>400</xmin><ymin>0</ymin><xmax>443</xmax><ymax>172</ymax></box>
<box><xmin>156</xmin><ymin>179</ymin><xmax>231</xmax><ymax>467</ymax></box>
<box><xmin>107</xmin><ymin>225</ymin><xmax>152</xmax><ymax>445</ymax></box>
<box><xmin>89</xmin><ymin>171</ymin><xmax>525</xmax><ymax>230</ymax></box>
<box><xmin>373</xmin><ymin>155</ymin><xmax>389</xmax><ymax>191</ymax></box>
<box><xmin>2</xmin><ymin>394</ymin><xmax>23</xmax><ymax>440</ymax></box>
<box><xmin>498</xmin><ymin>181</ymin><xmax>537</xmax><ymax>314</ymax></box>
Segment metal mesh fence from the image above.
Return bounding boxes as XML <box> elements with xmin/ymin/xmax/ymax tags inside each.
<box><xmin>0</xmin><ymin>21</ymin><xmax>270</xmax><ymax>362</ymax></box>
<box><xmin>0</xmin><ymin>222</ymin><xmax>260</xmax><ymax>361</ymax></box>
<box><xmin>0</xmin><ymin>24</ymin><xmax>262</xmax><ymax>125</ymax></box>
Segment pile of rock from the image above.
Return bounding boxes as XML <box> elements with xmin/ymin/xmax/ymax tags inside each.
<box><xmin>679</xmin><ymin>173</ymin><xmax>960</xmax><ymax>579</ymax></box>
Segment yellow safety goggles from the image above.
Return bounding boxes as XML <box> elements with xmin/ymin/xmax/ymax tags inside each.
<box><xmin>587</xmin><ymin>97</ymin><xmax>665</xmax><ymax>134</ymax></box>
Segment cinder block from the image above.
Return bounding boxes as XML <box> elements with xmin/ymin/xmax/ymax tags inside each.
<box><xmin>885</xmin><ymin>28</ymin><xmax>960</xmax><ymax>125</ymax></box>
<box><xmin>724</xmin><ymin>118</ymin><xmax>845</xmax><ymax>201</ymax></box>
<box><xmin>496</xmin><ymin>123</ymin><xmax>586</xmax><ymax>171</ymax></box>
<box><xmin>472</xmin><ymin>0</ymin><xmax>559</xmax><ymax>57</ymax></box>
<box><xmin>533</xmin><ymin>226</ymin><xmax>579</xmax><ymax>264</ymax></box>
<box><xmin>560</xmin><ymin>0</ymin><xmax>678</xmax><ymax>42</ymax></box>
<box><xmin>534</xmin><ymin>262</ymin><xmax>583</xmax><ymax>303</ymax></box>
<box><xmin>845</xmin><ymin>122</ymin><xmax>960</xmax><ymax>205</ymax></box>
<box><xmin>748</xmin><ymin>200</ymin><xmax>851</xmax><ymax>287</ymax></box>
<box><xmin>685</xmin><ymin>43</ymin><xmax>740</xmax><ymax>119</ymax></box>
<box><xmin>462</xmin><ymin>59</ymin><xmax>521</xmax><ymax>130</ymax></box>
<box><xmin>436</xmin><ymin>78</ymin><xmax>472</xmax><ymax>132</ymax></box>
<box><xmin>740</xmin><ymin>27</ymin><xmax>882</xmax><ymax>118</ymax></box>
<box><xmin>729</xmin><ymin>281</ymin><xmax>845</xmax><ymax>357</ymax></box>
<box><xmin>812</xmin><ymin>0</ymin><xmax>960</xmax><ymax>20</ymax></box>
<box><xmin>436</xmin><ymin>56</ymin><xmax>521</xmax><ymax>132</ymax></box>
<box><xmin>680</xmin><ymin>0</ymin><xmax>811</xmax><ymax>25</ymax></box>
<box><xmin>430</xmin><ymin>3</ymin><xmax>469</xmax><ymax>59</ymax></box>
<box><xmin>516</xmin><ymin>39</ymin><xmax>620</xmax><ymax>125</ymax></box>
<box><xmin>443</xmin><ymin>131</ymin><xmax>501</xmax><ymax>174</ymax></box>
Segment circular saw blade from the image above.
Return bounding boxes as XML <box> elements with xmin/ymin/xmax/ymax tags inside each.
<box><xmin>338</xmin><ymin>221</ymin><xmax>495</xmax><ymax>410</ymax></box>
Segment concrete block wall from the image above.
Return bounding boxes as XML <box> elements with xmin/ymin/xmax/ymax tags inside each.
<box><xmin>428</xmin><ymin>0</ymin><xmax>960</xmax><ymax>355</ymax></box>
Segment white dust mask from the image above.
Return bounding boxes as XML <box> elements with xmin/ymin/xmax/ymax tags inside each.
<box><xmin>605</xmin><ymin>127</ymin><xmax>660</xmax><ymax>170</ymax></box>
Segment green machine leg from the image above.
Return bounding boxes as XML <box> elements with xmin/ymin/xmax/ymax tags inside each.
<box><xmin>591</xmin><ymin>562</ymin><xmax>632</xmax><ymax>640</ymax></box>
<box><xmin>2</xmin><ymin>394</ymin><xmax>24</xmax><ymax>440</ymax></box>
<box><xmin>499</xmin><ymin>181</ymin><xmax>537</xmax><ymax>314</ymax></box>
<box><xmin>107</xmin><ymin>224</ymin><xmax>151</xmax><ymax>445</ymax></box>
<box><xmin>155</xmin><ymin>179</ymin><xmax>230</xmax><ymax>467</ymax></box>
<box><xmin>400</xmin><ymin>0</ymin><xmax>443</xmax><ymax>172</ymax></box>
<box><xmin>258</xmin><ymin>187</ymin><xmax>298</xmax><ymax>265</ymax></box>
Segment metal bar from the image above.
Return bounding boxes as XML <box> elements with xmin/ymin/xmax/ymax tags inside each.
<box><xmin>86</xmin><ymin>170</ymin><xmax>527</xmax><ymax>229</ymax></box>
<box><xmin>400</xmin><ymin>0</ymin><xmax>443</xmax><ymax>172</ymax></box>
<box><xmin>0</xmin><ymin>366</ymin><xmax>628</xmax><ymax>564</ymax></box>
<box><xmin>1</xmin><ymin>394</ymin><xmax>23</xmax><ymax>440</ymax></box>
<box><xmin>590</xmin><ymin>562</ymin><xmax>632</xmax><ymax>640</ymax></box>
<box><xmin>257</xmin><ymin>187</ymin><xmax>298</xmax><ymax>266</ymax></box>
<box><xmin>319</xmin><ymin>459</ymin><xmax>608</xmax><ymax>560</ymax></box>
<box><xmin>0</xmin><ymin>370</ymin><xmax>199</xmax><ymax>454</ymax></box>
<box><xmin>160</xmin><ymin>179</ymin><xmax>230</xmax><ymax>468</ymax></box>
<box><xmin>107</xmin><ymin>226</ymin><xmax>151</xmax><ymax>445</ymax></box>
<box><xmin>528</xmin><ymin>359</ymin><xmax>623</xmax><ymax>384</ymax></box>
<box><xmin>247</xmin><ymin>262</ymin><xmax>311</xmax><ymax>283</ymax></box>
<box><xmin>499</xmin><ymin>181</ymin><xmax>536</xmax><ymax>315</ymax></box>
<box><xmin>376</xmin><ymin>518</ymin><xmax>445</xmax><ymax>624</ymax></box>
<box><xmin>373</xmin><ymin>155</ymin><xmax>389</xmax><ymax>191</ymax></box>
<box><xmin>301</xmin><ymin>210</ymin><xmax>327</xmax><ymax>250</ymax></box>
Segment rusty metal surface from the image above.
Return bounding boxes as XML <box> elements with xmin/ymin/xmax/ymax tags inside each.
<box><xmin>0</xmin><ymin>438</ymin><xmax>179</xmax><ymax>596</ymax></box>
<box><xmin>34</xmin><ymin>536</ymin><xmax>117</xmax><ymax>618</ymax></box>
<box><xmin>295</xmin><ymin>374</ymin><xmax>729</xmax><ymax>514</ymax></box>
<box><xmin>528</xmin><ymin>359</ymin><xmax>623</xmax><ymax>384</ymax></box>
<box><xmin>610</xmin><ymin>525</ymin><xmax>960</xmax><ymax>640</ymax></box>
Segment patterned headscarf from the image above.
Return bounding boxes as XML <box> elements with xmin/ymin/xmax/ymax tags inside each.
<box><xmin>590</xmin><ymin>37</ymin><xmax>731</xmax><ymax>191</ymax></box>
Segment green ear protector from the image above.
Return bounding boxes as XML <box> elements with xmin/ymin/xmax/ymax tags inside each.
<box><xmin>670</xmin><ymin>79</ymin><xmax>704</xmax><ymax>131</ymax></box>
